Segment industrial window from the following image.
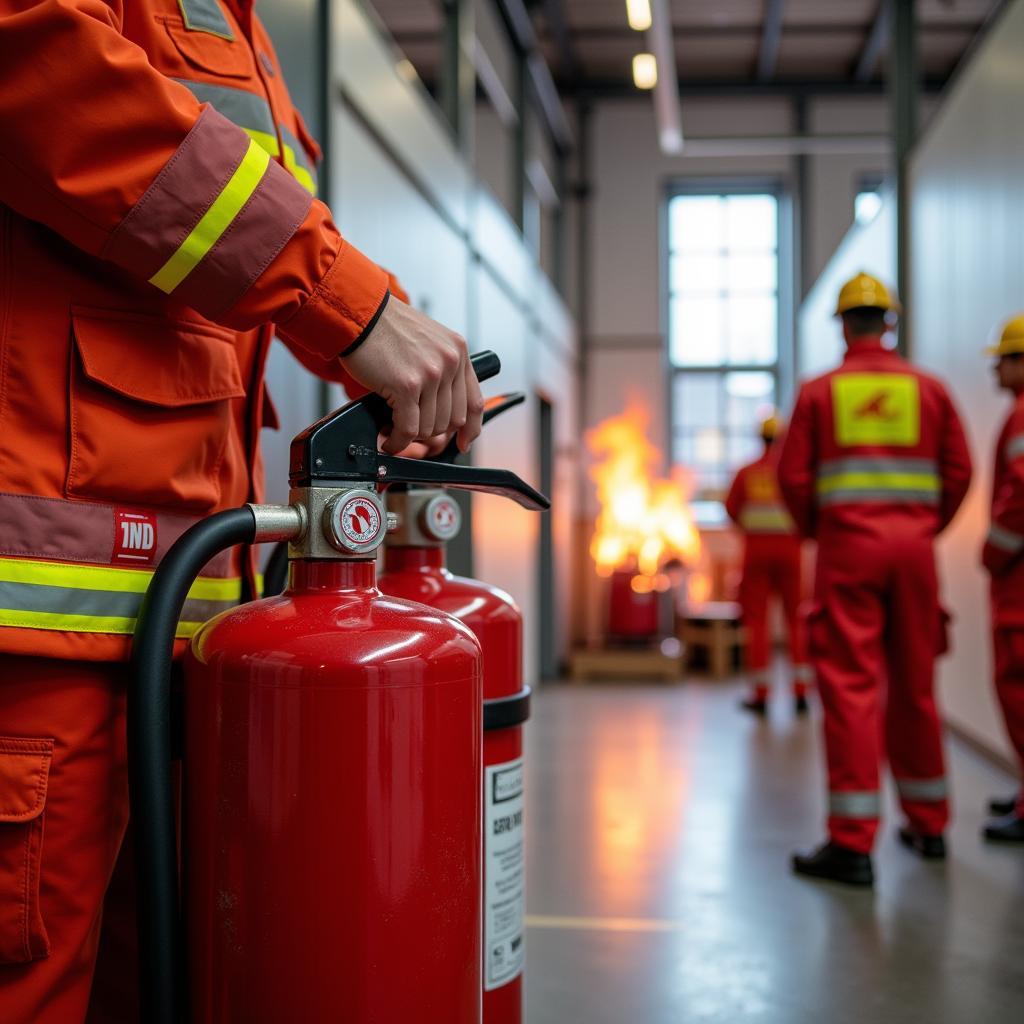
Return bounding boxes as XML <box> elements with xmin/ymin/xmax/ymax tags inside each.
<box><xmin>667</xmin><ymin>191</ymin><xmax>780</xmax><ymax>496</ymax></box>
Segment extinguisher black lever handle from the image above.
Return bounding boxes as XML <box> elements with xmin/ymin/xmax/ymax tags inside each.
<box><xmin>290</xmin><ymin>350</ymin><xmax>502</xmax><ymax>486</ymax></box>
<box><xmin>375</xmin><ymin>454</ymin><xmax>550</xmax><ymax>510</ymax></box>
<box><xmin>428</xmin><ymin>392</ymin><xmax>527</xmax><ymax>465</ymax></box>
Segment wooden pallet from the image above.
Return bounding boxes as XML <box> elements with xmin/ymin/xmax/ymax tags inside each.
<box><xmin>568</xmin><ymin>645</ymin><xmax>683</xmax><ymax>683</ymax></box>
<box><xmin>678</xmin><ymin>601</ymin><xmax>744</xmax><ymax>680</ymax></box>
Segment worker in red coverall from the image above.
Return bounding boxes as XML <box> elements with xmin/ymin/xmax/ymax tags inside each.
<box><xmin>777</xmin><ymin>272</ymin><xmax>972</xmax><ymax>887</ymax></box>
<box><xmin>980</xmin><ymin>314</ymin><xmax>1024</xmax><ymax>842</ymax></box>
<box><xmin>725</xmin><ymin>413</ymin><xmax>810</xmax><ymax>716</ymax></box>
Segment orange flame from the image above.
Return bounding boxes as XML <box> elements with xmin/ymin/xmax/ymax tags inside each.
<box><xmin>587</xmin><ymin>404</ymin><xmax>701</xmax><ymax>578</ymax></box>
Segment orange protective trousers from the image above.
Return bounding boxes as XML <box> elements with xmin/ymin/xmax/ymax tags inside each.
<box><xmin>0</xmin><ymin>656</ymin><xmax>137</xmax><ymax>1024</ymax></box>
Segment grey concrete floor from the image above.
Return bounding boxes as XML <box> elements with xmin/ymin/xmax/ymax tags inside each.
<box><xmin>523</xmin><ymin>677</ymin><xmax>1024</xmax><ymax>1023</ymax></box>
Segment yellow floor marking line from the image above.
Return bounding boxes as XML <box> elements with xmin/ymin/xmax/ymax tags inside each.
<box><xmin>525</xmin><ymin>914</ymin><xmax>686</xmax><ymax>934</ymax></box>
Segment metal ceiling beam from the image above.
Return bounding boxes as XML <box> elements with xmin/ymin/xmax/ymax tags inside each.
<box><xmin>566</xmin><ymin>76</ymin><xmax>946</xmax><ymax>99</ymax></box>
<box><xmin>541</xmin><ymin>0</ymin><xmax>578</xmax><ymax>80</ymax></box>
<box><xmin>493</xmin><ymin>0</ymin><xmax>573</xmax><ymax>151</ymax></box>
<box><xmin>757</xmin><ymin>0</ymin><xmax>786</xmax><ymax>81</ymax></box>
<box><xmin>391</xmin><ymin>21</ymin><xmax>983</xmax><ymax>46</ymax></box>
<box><xmin>855</xmin><ymin>1</ymin><xmax>891</xmax><ymax>81</ymax></box>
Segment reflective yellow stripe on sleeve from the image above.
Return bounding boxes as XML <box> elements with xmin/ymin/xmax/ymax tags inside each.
<box><xmin>149</xmin><ymin>139</ymin><xmax>270</xmax><ymax>294</ymax></box>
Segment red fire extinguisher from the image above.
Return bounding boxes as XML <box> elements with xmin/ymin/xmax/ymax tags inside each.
<box><xmin>129</xmin><ymin>352</ymin><xmax>549</xmax><ymax>1024</ymax></box>
<box><xmin>379</xmin><ymin>393</ymin><xmax>531</xmax><ymax>1024</ymax></box>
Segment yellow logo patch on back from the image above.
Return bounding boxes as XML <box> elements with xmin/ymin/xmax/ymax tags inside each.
<box><xmin>747</xmin><ymin>469</ymin><xmax>778</xmax><ymax>501</ymax></box>
<box><xmin>832</xmin><ymin>373</ymin><xmax>920</xmax><ymax>447</ymax></box>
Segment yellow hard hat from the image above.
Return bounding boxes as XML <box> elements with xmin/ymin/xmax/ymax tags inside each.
<box><xmin>834</xmin><ymin>271</ymin><xmax>901</xmax><ymax>316</ymax></box>
<box><xmin>985</xmin><ymin>314</ymin><xmax>1024</xmax><ymax>357</ymax></box>
<box><xmin>760</xmin><ymin>413</ymin><xmax>780</xmax><ymax>441</ymax></box>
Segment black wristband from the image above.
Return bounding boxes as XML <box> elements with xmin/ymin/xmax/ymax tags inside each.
<box><xmin>339</xmin><ymin>288</ymin><xmax>391</xmax><ymax>359</ymax></box>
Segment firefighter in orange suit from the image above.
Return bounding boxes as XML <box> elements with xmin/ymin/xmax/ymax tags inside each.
<box><xmin>0</xmin><ymin>3</ymin><xmax>483</xmax><ymax>1021</ymax></box>
<box><xmin>980</xmin><ymin>315</ymin><xmax>1024</xmax><ymax>842</ymax></box>
<box><xmin>725</xmin><ymin>413</ymin><xmax>810</xmax><ymax>716</ymax></box>
<box><xmin>777</xmin><ymin>272</ymin><xmax>972</xmax><ymax>886</ymax></box>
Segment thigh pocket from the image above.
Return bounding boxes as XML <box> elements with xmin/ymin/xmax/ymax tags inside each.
<box><xmin>0</xmin><ymin>737</ymin><xmax>53</xmax><ymax>964</ymax></box>
<box><xmin>68</xmin><ymin>308</ymin><xmax>245</xmax><ymax>513</ymax></box>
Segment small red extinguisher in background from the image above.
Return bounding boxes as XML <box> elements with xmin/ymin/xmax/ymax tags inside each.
<box><xmin>128</xmin><ymin>354</ymin><xmax>549</xmax><ymax>1024</ymax></box>
<box><xmin>380</xmin><ymin>393</ymin><xmax>531</xmax><ymax>1024</ymax></box>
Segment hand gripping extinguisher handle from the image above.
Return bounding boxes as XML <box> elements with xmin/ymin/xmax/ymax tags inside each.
<box><xmin>129</xmin><ymin>507</ymin><xmax>260</xmax><ymax>1024</ymax></box>
<box><xmin>289</xmin><ymin>351</ymin><xmax>550</xmax><ymax>511</ymax></box>
<box><xmin>426</xmin><ymin>391</ymin><xmax>527</xmax><ymax>465</ymax></box>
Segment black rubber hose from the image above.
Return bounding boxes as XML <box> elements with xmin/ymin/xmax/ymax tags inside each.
<box><xmin>263</xmin><ymin>540</ymin><xmax>289</xmax><ymax>598</ymax></box>
<box><xmin>129</xmin><ymin>507</ymin><xmax>257</xmax><ymax>1024</ymax></box>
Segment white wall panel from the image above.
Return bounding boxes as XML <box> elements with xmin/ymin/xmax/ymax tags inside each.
<box><xmin>909</xmin><ymin>0</ymin><xmax>1024</xmax><ymax>761</ymax></box>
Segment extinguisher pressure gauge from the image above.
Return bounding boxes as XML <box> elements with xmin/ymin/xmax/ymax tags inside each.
<box><xmin>420</xmin><ymin>493</ymin><xmax>462</xmax><ymax>542</ymax></box>
<box><xmin>323</xmin><ymin>489</ymin><xmax>388</xmax><ymax>555</ymax></box>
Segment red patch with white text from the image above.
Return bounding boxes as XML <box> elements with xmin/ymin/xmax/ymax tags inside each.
<box><xmin>112</xmin><ymin>509</ymin><xmax>158</xmax><ymax>566</ymax></box>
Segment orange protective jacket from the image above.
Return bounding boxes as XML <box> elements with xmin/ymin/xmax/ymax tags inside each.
<box><xmin>777</xmin><ymin>338</ymin><xmax>972</xmax><ymax>545</ymax></box>
<box><xmin>0</xmin><ymin>0</ymin><xmax>398</xmax><ymax>660</ymax></box>
<box><xmin>983</xmin><ymin>391</ymin><xmax>1024</xmax><ymax>625</ymax></box>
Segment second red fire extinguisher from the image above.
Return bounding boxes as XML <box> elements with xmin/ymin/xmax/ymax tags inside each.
<box><xmin>380</xmin><ymin>393</ymin><xmax>531</xmax><ymax>1024</ymax></box>
<box><xmin>128</xmin><ymin>353</ymin><xmax>549</xmax><ymax>1024</ymax></box>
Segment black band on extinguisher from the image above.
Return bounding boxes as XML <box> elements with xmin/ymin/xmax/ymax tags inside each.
<box><xmin>483</xmin><ymin>686</ymin><xmax>532</xmax><ymax>730</ymax></box>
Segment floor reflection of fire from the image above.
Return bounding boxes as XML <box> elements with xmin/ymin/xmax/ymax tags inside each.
<box><xmin>587</xmin><ymin>405</ymin><xmax>702</xmax><ymax>646</ymax></box>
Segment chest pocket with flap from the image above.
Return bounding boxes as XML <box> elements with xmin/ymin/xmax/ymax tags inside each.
<box><xmin>68</xmin><ymin>308</ymin><xmax>246</xmax><ymax>513</ymax></box>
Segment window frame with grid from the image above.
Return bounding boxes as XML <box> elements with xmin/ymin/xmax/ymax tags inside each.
<box><xmin>664</xmin><ymin>181</ymin><xmax>790</xmax><ymax>499</ymax></box>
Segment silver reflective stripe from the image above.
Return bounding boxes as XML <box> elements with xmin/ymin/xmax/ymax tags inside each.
<box><xmin>819</xmin><ymin>487</ymin><xmax>940</xmax><ymax>506</ymax></box>
<box><xmin>0</xmin><ymin>580</ymin><xmax>237</xmax><ymax>630</ymax></box>
<box><xmin>829</xmin><ymin>791</ymin><xmax>881</xmax><ymax>818</ymax></box>
<box><xmin>818</xmin><ymin>456</ymin><xmax>940</xmax><ymax>477</ymax></box>
<box><xmin>739</xmin><ymin>502</ymin><xmax>793</xmax><ymax>532</ymax></box>
<box><xmin>987</xmin><ymin>522</ymin><xmax>1024</xmax><ymax>553</ymax></box>
<box><xmin>895</xmin><ymin>776</ymin><xmax>948</xmax><ymax>802</ymax></box>
<box><xmin>173</xmin><ymin>79</ymin><xmax>276</xmax><ymax>138</ymax></box>
<box><xmin>794</xmin><ymin>663</ymin><xmax>814</xmax><ymax>682</ymax></box>
<box><xmin>279</xmin><ymin>122</ymin><xmax>318</xmax><ymax>184</ymax></box>
<box><xmin>1007</xmin><ymin>434</ymin><xmax>1024</xmax><ymax>461</ymax></box>
<box><xmin>178</xmin><ymin>0</ymin><xmax>234</xmax><ymax>39</ymax></box>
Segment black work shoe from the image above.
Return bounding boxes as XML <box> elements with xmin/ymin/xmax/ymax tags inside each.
<box><xmin>898</xmin><ymin>827</ymin><xmax>947</xmax><ymax>860</ymax></box>
<box><xmin>740</xmin><ymin>697</ymin><xmax>767</xmax><ymax>716</ymax></box>
<box><xmin>792</xmin><ymin>841</ymin><xmax>874</xmax><ymax>887</ymax></box>
<box><xmin>988</xmin><ymin>795</ymin><xmax>1018</xmax><ymax>817</ymax></box>
<box><xmin>794</xmin><ymin>694</ymin><xmax>809</xmax><ymax>715</ymax></box>
<box><xmin>983</xmin><ymin>813</ymin><xmax>1024</xmax><ymax>842</ymax></box>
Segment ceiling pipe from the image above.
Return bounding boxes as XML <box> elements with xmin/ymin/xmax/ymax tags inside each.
<box><xmin>647</xmin><ymin>0</ymin><xmax>683</xmax><ymax>153</ymax></box>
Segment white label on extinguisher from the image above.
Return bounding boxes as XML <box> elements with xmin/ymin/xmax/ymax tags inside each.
<box><xmin>484</xmin><ymin>757</ymin><xmax>525</xmax><ymax>991</ymax></box>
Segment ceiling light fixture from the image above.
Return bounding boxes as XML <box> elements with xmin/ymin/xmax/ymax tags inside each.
<box><xmin>632</xmin><ymin>52</ymin><xmax>658</xmax><ymax>90</ymax></box>
<box><xmin>626</xmin><ymin>0</ymin><xmax>652</xmax><ymax>32</ymax></box>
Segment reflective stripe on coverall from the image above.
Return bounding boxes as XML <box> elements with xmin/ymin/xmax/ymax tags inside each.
<box><xmin>778</xmin><ymin>337</ymin><xmax>972</xmax><ymax>853</ymax></box>
<box><xmin>724</xmin><ymin>453</ymin><xmax>809</xmax><ymax>699</ymax></box>
<box><xmin>982</xmin><ymin>392</ymin><xmax>1024</xmax><ymax>818</ymax></box>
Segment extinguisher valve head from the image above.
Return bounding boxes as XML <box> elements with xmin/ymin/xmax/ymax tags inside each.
<box><xmin>322</xmin><ymin>489</ymin><xmax>389</xmax><ymax>556</ymax></box>
<box><xmin>385</xmin><ymin>489</ymin><xmax>462</xmax><ymax>547</ymax></box>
